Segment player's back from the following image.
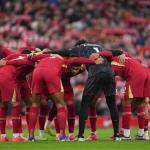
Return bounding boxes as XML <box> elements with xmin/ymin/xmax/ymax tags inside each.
<box><xmin>4</xmin><ymin>54</ymin><xmax>34</xmax><ymax>79</ymax></box>
<box><xmin>125</xmin><ymin>58</ymin><xmax>149</xmax><ymax>78</ymax></box>
<box><xmin>111</xmin><ymin>56</ymin><xmax>149</xmax><ymax>79</ymax></box>
<box><xmin>0</xmin><ymin>54</ymin><xmax>19</xmax><ymax>79</ymax></box>
<box><xmin>37</xmin><ymin>56</ymin><xmax>67</xmax><ymax>70</ymax></box>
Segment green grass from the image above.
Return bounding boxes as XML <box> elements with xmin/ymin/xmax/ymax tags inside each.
<box><xmin>0</xmin><ymin>128</ymin><xmax>150</xmax><ymax>150</ymax></box>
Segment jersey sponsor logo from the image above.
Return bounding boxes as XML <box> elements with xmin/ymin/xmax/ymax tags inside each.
<box><xmin>61</xmin><ymin>64</ymin><xmax>67</xmax><ymax>68</ymax></box>
<box><xmin>93</xmin><ymin>47</ymin><xmax>99</xmax><ymax>52</ymax></box>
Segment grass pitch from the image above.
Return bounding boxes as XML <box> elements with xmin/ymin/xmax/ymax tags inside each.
<box><xmin>0</xmin><ymin>128</ymin><xmax>150</xmax><ymax>150</ymax></box>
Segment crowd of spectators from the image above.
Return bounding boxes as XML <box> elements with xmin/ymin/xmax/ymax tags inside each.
<box><xmin>0</xmin><ymin>0</ymin><xmax>150</xmax><ymax>116</ymax></box>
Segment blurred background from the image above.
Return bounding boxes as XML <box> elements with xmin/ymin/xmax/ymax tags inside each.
<box><xmin>0</xmin><ymin>0</ymin><xmax>150</xmax><ymax>119</ymax></box>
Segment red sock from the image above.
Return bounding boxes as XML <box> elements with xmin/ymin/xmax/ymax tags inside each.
<box><xmin>144</xmin><ymin>119</ymin><xmax>149</xmax><ymax>132</ymax></box>
<box><xmin>67</xmin><ymin>104</ymin><xmax>75</xmax><ymax>134</ymax></box>
<box><xmin>25</xmin><ymin>107</ymin><xmax>30</xmax><ymax>134</ymax></box>
<box><xmin>122</xmin><ymin>117</ymin><xmax>124</xmax><ymax>131</ymax></box>
<box><xmin>29</xmin><ymin>107</ymin><xmax>39</xmax><ymax>137</ymax></box>
<box><xmin>136</xmin><ymin>106</ymin><xmax>145</xmax><ymax>129</ymax></box>
<box><xmin>57</xmin><ymin>107</ymin><xmax>67</xmax><ymax>137</ymax></box>
<box><xmin>54</xmin><ymin>117</ymin><xmax>60</xmax><ymax>133</ymax></box>
<box><xmin>12</xmin><ymin>104</ymin><xmax>21</xmax><ymax>134</ymax></box>
<box><xmin>89</xmin><ymin>106</ymin><xmax>97</xmax><ymax>132</ymax></box>
<box><xmin>122</xmin><ymin>106</ymin><xmax>131</xmax><ymax>129</ymax></box>
<box><xmin>0</xmin><ymin>106</ymin><xmax>8</xmax><ymax>134</ymax></box>
<box><xmin>38</xmin><ymin>105</ymin><xmax>47</xmax><ymax>130</ymax></box>
<box><xmin>48</xmin><ymin>103</ymin><xmax>57</xmax><ymax>121</ymax></box>
<box><xmin>18</xmin><ymin>114</ymin><xmax>23</xmax><ymax>134</ymax></box>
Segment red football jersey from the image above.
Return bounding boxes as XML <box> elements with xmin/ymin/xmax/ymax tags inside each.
<box><xmin>111</xmin><ymin>56</ymin><xmax>149</xmax><ymax>80</ymax></box>
<box><xmin>97</xmin><ymin>51</ymin><xmax>148</xmax><ymax>79</ymax></box>
<box><xmin>0</xmin><ymin>54</ymin><xmax>35</xmax><ymax>79</ymax></box>
<box><xmin>36</xmin><ymin>56</ymin><xmax>68</xmax><ymax>71</ymax></box>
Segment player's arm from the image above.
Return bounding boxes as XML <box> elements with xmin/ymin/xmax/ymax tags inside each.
<box><xmin>68</xmin><ymin>57</ymin><xmax>104</xmax><ymax>65</ymax></box>
<box><xmin>122</xmin><ymin>52</ymin><xmax>132</xmax><ymax>58</ymax></box>
<box><xmin>42</xmin><ymin>45</ymin><xmax>83</xmax><ymax>57</ymax></box>
<box><xmin>1</xmin><ymin>46</ymin><xmax>15</xmax><ymax>58</ymax></box>
<box><xmin>43</xmin><ymin>47</ymin><xmax>124</xmax><ymax>58</ymax></box>
<box><xmin>0</xmin><ymin>54</ymin><xmax>35</xmax><ymax>67</ymax></box>
<box><xmin>6</xmin><ymin>59</ymin><xmax>35</xmax><ymax>67</ymax></box>
<box><xmin>5</xmin><ymin>54</ymin><xmax>25</xmax><ymax>60</ymax></box>
<box><xmin>29</xmin><ymin>54</ymin><xmax>63</xmax><ymax>61</ymax></box>
<box><xmin>90</xmin><ymin>50</ymin><xmax>123</xmax><ymax>59</ymax></box>
<box><xmin>0</xmin><ymin>59</ymin><xmax>35</xmax><ymax>67</ymax></box>
<box><xmin>29</xmin><ymin>54</ymin><xmax>51</xmax><ymax>61</ymax></box>
<box><xmin>90</xmin><ymin>50</ymin><xmax>125</xmax><ymax>64</ymax></box>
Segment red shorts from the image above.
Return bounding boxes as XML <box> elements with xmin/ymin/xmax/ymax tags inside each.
<box><xmin>124</xmin><ymin>72</ymin><xmax>150</xmax><ymax>99</ymax></box>
<box><xmin>41</xmin><ymin>95</ymin><xmax>47</xmax><ymax>100</ymax></box>
<box><xmin>28</xmin><ymin>74</ymin><xmax>48</xmax><ymax>100</ymax></box>
<box><xmin>20</xmin><ymin>85</ymin><xmax>32</xmax><ymax>99</ymax></box>
<box><xmin>16</xmin><ymin>77</ymin><xmax>32</xmax><ymax>98</ymax></box>
<box><xmin>0</xmin><ymin>74</ymin><xmax>20</xmax><ymax>102</ymax></box>
<box><xmin>19</xmin><ymin>81</ymin><xmax>31</xmax><ymax>98</ymax></box>
<box><xmin>32</xmin><ymin>67</ymin><xmax>63</xmax><ymax>94</ymax></box>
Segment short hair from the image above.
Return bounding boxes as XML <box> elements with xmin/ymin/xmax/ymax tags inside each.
<box><xmin>21</xmin><ymin>49</ymin><xmax>32</xmax><ymax>54</ymax></box>
<box><xmin>75</xmin><ymin>39</ymin><xmax>88</xmax><ymax>46</ymax></box>
<box><xmin>71</xmin><ymin>63</ymin><xmax>82</xmax><ymax>67</ymax></box>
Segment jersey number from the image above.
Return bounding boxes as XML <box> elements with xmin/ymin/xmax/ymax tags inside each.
<box><xmin>93</xmin><ymin>47</ymin><xmax>99</xmax><ymax>52</ymax></box>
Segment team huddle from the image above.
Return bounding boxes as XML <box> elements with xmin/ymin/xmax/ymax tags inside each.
<box><xmin>0</xmin><ymin>39</ymin><xmax>149</xmax><ymax>142</ymax></box>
